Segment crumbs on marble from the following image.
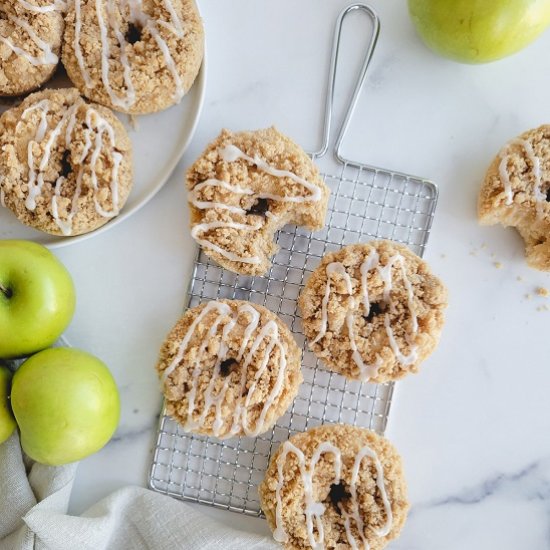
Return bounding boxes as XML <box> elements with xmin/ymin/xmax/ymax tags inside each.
<box><xmin>537</xmin><ymin>304</ymin><xmax>549</xmax><ymax>312</ymax></box>
<box><xmin>494</xmin><ymin>262</ymin><xmax>503</xmax><ymax>269</ymax></box>
<box><xmin>536</xmin><ymin>287</ymin><xmax>549</xmax><ymax>298</ymax></box>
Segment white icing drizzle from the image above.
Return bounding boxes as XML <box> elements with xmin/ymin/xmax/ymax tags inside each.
<box><xmin>274</xmin><ymin>441</ymin><xmax>341</xmax><ymax>549</ymax></box>
<box><xmin>219</xmin><ymin>145</ymin><xmax>323</xmax><ymax>202</ymax></box>
<box><xmin>16</xmin><ymin>0</ymin><xmax>67</xmax><ymax>13</ymax></box>
<box><xmin>274</xmin><ymin>439</ymin><xmax>393</xmax><ymax>549</ymax></box>
<box><xmin>0</xmin><ymin>4</ymin><xmax>60</xmax><ymax>67</ymax></box>
<box><xmin>191</xmin><ymin>220</ymin><xmax>264</xmax><ymax>265</ymax></box>
<box><xmin>161</xmin><ymin>301</ymin><xmax>290</xmax><ymax>438</ymax></box>
<box><xmin>73</xmin><ymin>0</ymin><xmax>185</xmax><ymax>110</ymax></box>
<box><xmin>189</xmin><ymin>144</ymin><xmax>323</xmax><ymax>264</ymax></box>
<box><xmin>20</xmin><ymin>97</ymin><xmax>123</xmax><ymax>235</ymax></box>
<box><xmin>499</xmin><ymin>138</ymin><xmax>547</xmax><ymax>216</ymax></box>
<box><xmin>313</xmin><ymin>250</ymin><xmax>419</xmax><ymax>378</ymax></box>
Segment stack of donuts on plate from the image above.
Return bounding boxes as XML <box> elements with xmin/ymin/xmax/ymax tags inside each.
<box><xmin>0</xmin><ymin>0</ymin><xmax>204</xmax><ymax>236</ymax></box>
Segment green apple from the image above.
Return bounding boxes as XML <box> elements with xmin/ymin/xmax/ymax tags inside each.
<box><xmin>11</xmin><ymin>347</ymin><xmax>120</xmax><ymax>465</ymax></box>
<box><xmin>409</xmin><ymin>0</ymin><xmax>550</xmax><ymax>63</ymax></box>
<box><xmin>0</xmin><ymin>365</ymin><xmax>16</xmax><ymax>444</ymax></box>
<box><xmin>0</xmin><ymin>240</ymin><xmax>76</xmax><ymax>359</ymax></box>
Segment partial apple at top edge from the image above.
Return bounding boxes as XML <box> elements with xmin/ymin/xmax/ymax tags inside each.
<box><xmin>408</xmin><ymin>0</ymin><xmax>550</xmax><ymax>64</ymax></box>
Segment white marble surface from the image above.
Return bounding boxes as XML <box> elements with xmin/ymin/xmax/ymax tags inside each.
<box><xmin>46</xmin><ymin>0</ymin><xmax>550</xmax><ymax>547</ymax></box>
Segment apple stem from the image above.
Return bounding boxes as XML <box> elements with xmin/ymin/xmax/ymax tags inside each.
<box><xmin>0</xmin><ymin>284</ymin><xmax>12</xmax><ymax>298</ymax></box>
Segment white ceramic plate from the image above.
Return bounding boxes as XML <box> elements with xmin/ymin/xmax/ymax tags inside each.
<box><xmin>0</xmin><ymin>59</ymin><xmax>206</xmax><ymax>248</ymax></box>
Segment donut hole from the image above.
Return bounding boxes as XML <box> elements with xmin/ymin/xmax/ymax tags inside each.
<box><xmin>60</xmin><ymin>150</ymin><xmax>72</xmax><ymax>178</ymax></box>
<box><xmin>246</xmin><ymin>197</ymin><xmax>269</xmax><ymax>217</ymax></box>
<box><xmin>363</xmin><ymin>301</ymin><xmax>387</xmax><ymax>323</ymax></box>
<box><xmin>125</xmin><ymin>22</ymin><xmax>143</xmax><ymax>45</ymax></box>
<box><xmin>220</xmin><ymin>358</ymin><xmax>238</xmax><ymax>377</ymax></box>
<box><xmin>328</xmin><ymin>482</ymin><xmax>351</xmax><ymax>512</ymax></box>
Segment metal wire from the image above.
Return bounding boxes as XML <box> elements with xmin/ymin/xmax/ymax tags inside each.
<box><xmin>149</xmin><ymin>3</ymin><xmax>439</xmax><ymax>517</ymax></box>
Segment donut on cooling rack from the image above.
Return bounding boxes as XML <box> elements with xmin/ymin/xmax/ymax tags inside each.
<box><xmin>61</xmin><ymin>0</ymin><xmax>204</xmax><ymax>114</ymax></box>
<box><xmin>298</xmin><ymin>240</ymin><xmax>447</xmax><ymax>383</ymax></box>
<box><xmin>0</xmin><ymin>0</ymin><xmax>65</xmax><ymax>96</ymax></box>
<box><xmin>259</xmin><ymin>424</ymin><xmax>409</xmax><ymax>550</ymax></box>
<box><xmin>186</xmin><ymin>127</ymin><xmax>330</xmax><ymax>276</ymax></box>
<box><xmin>478</xmin><ymin>125</ymin><xmax>550</xmax><ymax>271</ymax></box>
<box><xmin>0</xmin><ymin>88</ymin><xmax>133</xmax><ymax>236</ymax></box>
<box><xmin>156</xmin><ymin>299</ymin><xmax>303</xmax><ymax>439</ymax></box>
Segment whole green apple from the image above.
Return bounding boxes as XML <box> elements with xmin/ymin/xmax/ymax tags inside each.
<box><xmin>0</xmin><ymin>240</ymin><xmax>76</xmax><ymax>359</ymax></box>
<box><xmin>0</xmin><ymin>365</ymin><xmax>16</xmax><ymax>445</ymax></box>
<box><xmin>409</xmin><ymin>0</ymin><xmax>550</xmax><ymax>63</ymax></box>
<box><xmin>11</xmin><ymin>347</ymin><xmax>120</xmax><ymax>465</ymax></box>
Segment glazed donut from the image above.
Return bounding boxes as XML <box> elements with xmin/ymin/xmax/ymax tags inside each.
<box><xmin>259</xmin><ymin>424</ymin><xmax>409</xmax><ymax>550</ymax></box>
<box><xmin>62</xmin><ymin>0</ymin><xmax>204</xmax><ymax>114</ymax></box>
<box><xmin>478</xmin><ymin>125</ymin><xmax>550</xmax><ymax>271</ymax></box>
<box><xmin>0</xmin><ymin>88</ymin><xmax>133</xmax><ymax>236</ymax></box>
<box><xmin>156</xmin><ymin>299</ymin><xmax>303</xmax><ymax>439</ymax></box>
<box><xmin>186</xmin><ymin>127</ymin><xmax>330</xmax><ymax>276</ymax></box>
<box><xmin>0</xmin><ymin>0</ymin><xmax>65</xmax><ymax>96</ymax></box>
<box><xmin>298</xmin><ymin>241</ymin><xmax>447</xmax><ymax>383</ymax></box>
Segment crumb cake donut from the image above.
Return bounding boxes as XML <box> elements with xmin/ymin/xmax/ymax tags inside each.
<box><xmin>186</xmin><ymin>127</ymin><xmax>330</xmax><ymax>276</ymax></box>
<box><xmin>478</xmin><ymin>126</ymin><xmax>550</xmax><ymax>271</ymax></box>
<box><xmin>0</xmin><ymin>0</ymin><xmax>65</xmax><ymax>96</ymax></box>
<box><xmin>259</xmin><ymin>424</ymin><xmax>409</xmax><ymax>550</ymax></box>
<box><xmin>62</xmin><ymin>0</ymin><xmax>204</xmax><ymax>114</ymax></box>
<box><xmin>0</xmin><ymin>88</ymin><xmax>133</xmax><ymax>236</ymax></box>
<box><xmin>298</xmin><ymin>241</ymin><xmax>447</xmax><ymax>383</ymax></box>
<box><xmin>156</xmin><ymin>299</ymin><xmax>303</xmax><ymax>439</ymax></box>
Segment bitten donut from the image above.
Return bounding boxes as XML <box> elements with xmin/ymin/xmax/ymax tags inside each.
<box><xmin>478</xmin><ymin>125</ymin><xmax>550</xmax><ymax>271</ymax></box>
<box><xmin>156</xmin><ymin>299</ymin><xmax>303</xmax><ymax>439</ymax></box>
<box><xmin>298</xmin><ymin>241</ymin><xmax>447</xmax><ymax>383</ymax></box>
<box><xmin>0</xmin><ymin>0</ymin><xmax>65</xmax><ymax>96</ymax></box>
<box><xmin>186</xmin><ymin>127</ymin><xmax>330</xmax><ymax>276</ymax></box>
<box><xmin>62</xmin><ymin>0</ymin><xmax>204</xmax><ymax>114</ymax></box>
<box><xmin>259</xmin><ymin>424</ymin><xmax>409</xmax><ymax>550</ymax></box>
<box><xmin>0</xmin><ymin>88</ymin><xmax>133</xmax><ymax>236</ymax></box>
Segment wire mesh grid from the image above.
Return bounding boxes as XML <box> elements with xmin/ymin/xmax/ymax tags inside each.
<box><xmin>149</xmin><ymin>159</ymin><xmax>438</xmax><ymax>516</ymax></box>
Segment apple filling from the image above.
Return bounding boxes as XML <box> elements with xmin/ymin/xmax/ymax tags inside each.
<box><xmin>219</xmin><ymin>358</ymin><xmax>239</xmax><ymax>377</ymax></box>
<box><xmin>362</xmin><ymin>301</ymin><xmax>387</xmax><ymax>323</ymax></box>
<box><xmin>125</xmin><ymin>22</ymin><xmax>143</xmax><ymax>45</ymax></box>
<box><xmin>328</xmin><ymin>482</ymin><xmax>351</xmax><ymax>513</ymax></box>
<box><xmin>245</xmin><ymin>197</ymin><xmax>270</xmax><ymax>217</ymax></box>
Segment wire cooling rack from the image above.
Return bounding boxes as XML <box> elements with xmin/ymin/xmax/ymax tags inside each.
<box><xmin>150</xmin><ymin>4</ymin><xmax>438</xmax><ymax>517</ymax></box>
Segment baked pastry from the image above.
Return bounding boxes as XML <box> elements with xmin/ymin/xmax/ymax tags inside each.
<box><xmin>0</xmin><ymin>0</ymin><xmax>65</xmax><ymax>96</ymax></box>
<box><xmin>478</xmin><ymin>125</ymin><xmax>550</xmax><ymax>271</ymax></box>
<box><xmin>0</xmin><ymin>88</ymin><xmax>133</xmax><ymax>236</ymax></box>
<box><xmin>186</xmin><ymin>127</ymin><xmax>330</xmax><ymax>276</ymax></box>
<box><xmin>156</xmin><ymin>299</ymin><xmax>303</xmax><ymax>439</ymax></box>
<box><xmin>62</xmin><ymin>0</ymin><xmax>204</xmax><ymax>114</ymax></box>
<box><xmin>298</xmin><ymin>241</ymin><xmax>447</xmax><ymax>383</ymax></box>
<box><xmin>259</xmin><ymin>424</ymin><xmax>409</xmax><ymax>550</ymax></box>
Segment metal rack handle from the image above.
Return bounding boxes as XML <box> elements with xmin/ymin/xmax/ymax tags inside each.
<box><xmin>313</xmin><ymin>3</ymin><xmax>380</xmax><ymax>162</ymax></box>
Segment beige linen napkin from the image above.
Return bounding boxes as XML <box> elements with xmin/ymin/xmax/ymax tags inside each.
<box><xmin>0</xmin><ymin>433</ymin><xmax>278</xmax><ymax>550</ymax></box>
